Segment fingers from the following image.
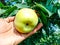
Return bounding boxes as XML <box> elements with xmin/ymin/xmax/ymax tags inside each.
<box><xmin>14</xmin><ymin>23</ymin><xmax>43</xmax><ymax>45</ymax></box>
<box><xmin>0</xmin><ymin>21</ymin><xmax>12</xmax><ymax>34</ymax></box>
<box><xmin>0</xmin><ymin>18</ymin><xmax>4</xmax><ymax>21</ymax></box>
<box><xmin>25</xmin><ymin>23</ymin><xmax>43</xmax><ymax>38</ymax></box>
<box><xmin>4</xmin><ymin>17</ymin><xmax>15</xmax><ymax>23</ymax></box>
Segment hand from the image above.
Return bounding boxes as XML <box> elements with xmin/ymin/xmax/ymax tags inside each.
<box><xmin>0</xmin><ymin>17</ymin><xmax>43</xmax><ymax>45</ymax></box>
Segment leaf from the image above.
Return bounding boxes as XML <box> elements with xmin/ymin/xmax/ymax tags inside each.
<box><xmin>35</xmin><ymin>8</ymin><xmax>50</xmax><ymax>36</ymax></box>
<box><xmin>9</xmin><ymin>10</ymin><xmax>18</xmax><ymax>16</ymax></box>
<box><xmin>40</xmin><ymin>11</ymin><xmax>48</xmax><ymax>26</ymax></box>
<box><xmin>0</xmin><ymin>2</ymin><xmax>4</xmax><ymax>7</ymax></box>
<box><xmin>54</xmin><ymin>20</ymin><xmax>60</xmax><ymax>28</ymax></box>
<box><xmin>14</xmin><ymin>3</ymin><xmax>29</xmax><ymax>9</ymax></box>
<box><xmin>2</xmin><ymin>6</ymin><xmax>17</xmax><ymax>18</ymax></box>
<box><xmin>0</xmin><ymin>6</ymin><xmax>10</xmax><ymax>9</ymax></box>
<box><xmin>40</xmin><ymin>11</ymin><xmax>49</xmax><ymax>36</ymax></box>
<box><xmin>58</xmin><ymin>9</ymin><xmax>60</xmax><ymax>18</ymax></box>
<box><xmin>34</xmin><ymin>2</ymin><xmax>52</xmax><ymax>17</ymax></box>
<box><xmin>0</xmin><ymin>9</ymin><xmax>6</xmax><ymax>15</ymax></box>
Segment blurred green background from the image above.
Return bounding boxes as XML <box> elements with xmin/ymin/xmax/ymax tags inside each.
<box><xmin>0</xmin><ymin>0</ymin><xmax>60</xmax><ymax>45</ymax></box>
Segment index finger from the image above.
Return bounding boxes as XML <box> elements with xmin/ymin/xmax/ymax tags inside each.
<box><xmin>4</xmin><ymin>16</ymin><xmax>15</xmax><ymax>22</ymax></box>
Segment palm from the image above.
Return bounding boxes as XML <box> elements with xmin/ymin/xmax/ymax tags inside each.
<box><xmin>0</xmin><ymin>17</ymin><xmax>43</xmax><ymax>45</ymax></box>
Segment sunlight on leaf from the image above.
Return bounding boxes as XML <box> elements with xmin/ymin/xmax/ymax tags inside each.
<box><xmin>0</xmin><ymin>9</ymin><xmax>6</xmax><ymax>15</ymax></box>
<box><xmin>14</xmin><ymin>3</ymin><xmax>29</xmax><ymax>8</ymax></box>
<box><xmin>58</xmin><ymin>9</ymin><xmax>60</xmax><ymax>17</ymax></box>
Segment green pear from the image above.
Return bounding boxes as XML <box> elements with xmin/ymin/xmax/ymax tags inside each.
<box><xmin>14</xmin><ymin>8</ymin><xmax>38</xmax><ymax>33</ymax></box>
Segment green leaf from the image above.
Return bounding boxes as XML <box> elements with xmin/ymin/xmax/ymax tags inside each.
<box><xmin>34</xmin><ymin>2</ymin><xmax>52</xmax><ymax>17</ymax></box>
<box><xmin>40</xmin><ymin>11</ymin><xmax>49</xmax><ymax>36</ymax></box>
<box><xmin>14</xmin><ymin>3</ymin><xmax>29</xmax><ymax>9</ymax></box>
<box><xmin>40</xmin><ymin>11</ymin><xmax>48</xmax><ymax>26</ymax></box>
<box><xmin>2</xmin><ymin>6</ymin><xmax>17</xmax><ymax>18</ymax></box>
<box><xmin>54</xmin><ymin>20</ymin><xmax>60</xmax><ymax>28</ymax></box>
<box><xmin>0</xmin><ymin>2</ymin><xmax>4</xmax><ymax>7</ymax></box>
<box><xmin>9</xmin><ymin>10</ymin><xmax>18</xmax><ymax>16</ymax></box>
<box><xmin>0</xmin><ymin>6</ymin><xmax>10</xmax><ymax>9</ymax></box>
<box><xmin>0</xmin><ymin>9</ymin><xmax>6</xmax><ymax>15</ymax></box>
<box><xmin>58</xmin><ymin>9</ymin><xmax>60</xmax><ymax>18</ymax></box>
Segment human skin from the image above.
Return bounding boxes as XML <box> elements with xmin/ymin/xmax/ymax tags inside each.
<box><xmin>0</xmin><ymin>17</ymin><xmax>43</xmax><ymax>45</ymax></box>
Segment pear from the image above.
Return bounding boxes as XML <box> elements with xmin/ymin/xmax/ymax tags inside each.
<box><xmin>14</xmin><ymin>8</ymin><xmax>38</xmax><ymax>33</ymax></box>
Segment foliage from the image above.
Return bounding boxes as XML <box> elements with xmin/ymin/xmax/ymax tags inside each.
<box><xmin>0</xmin><ymin>0</ymin><xmax>60</xmax><ymax>45</ymax></box>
